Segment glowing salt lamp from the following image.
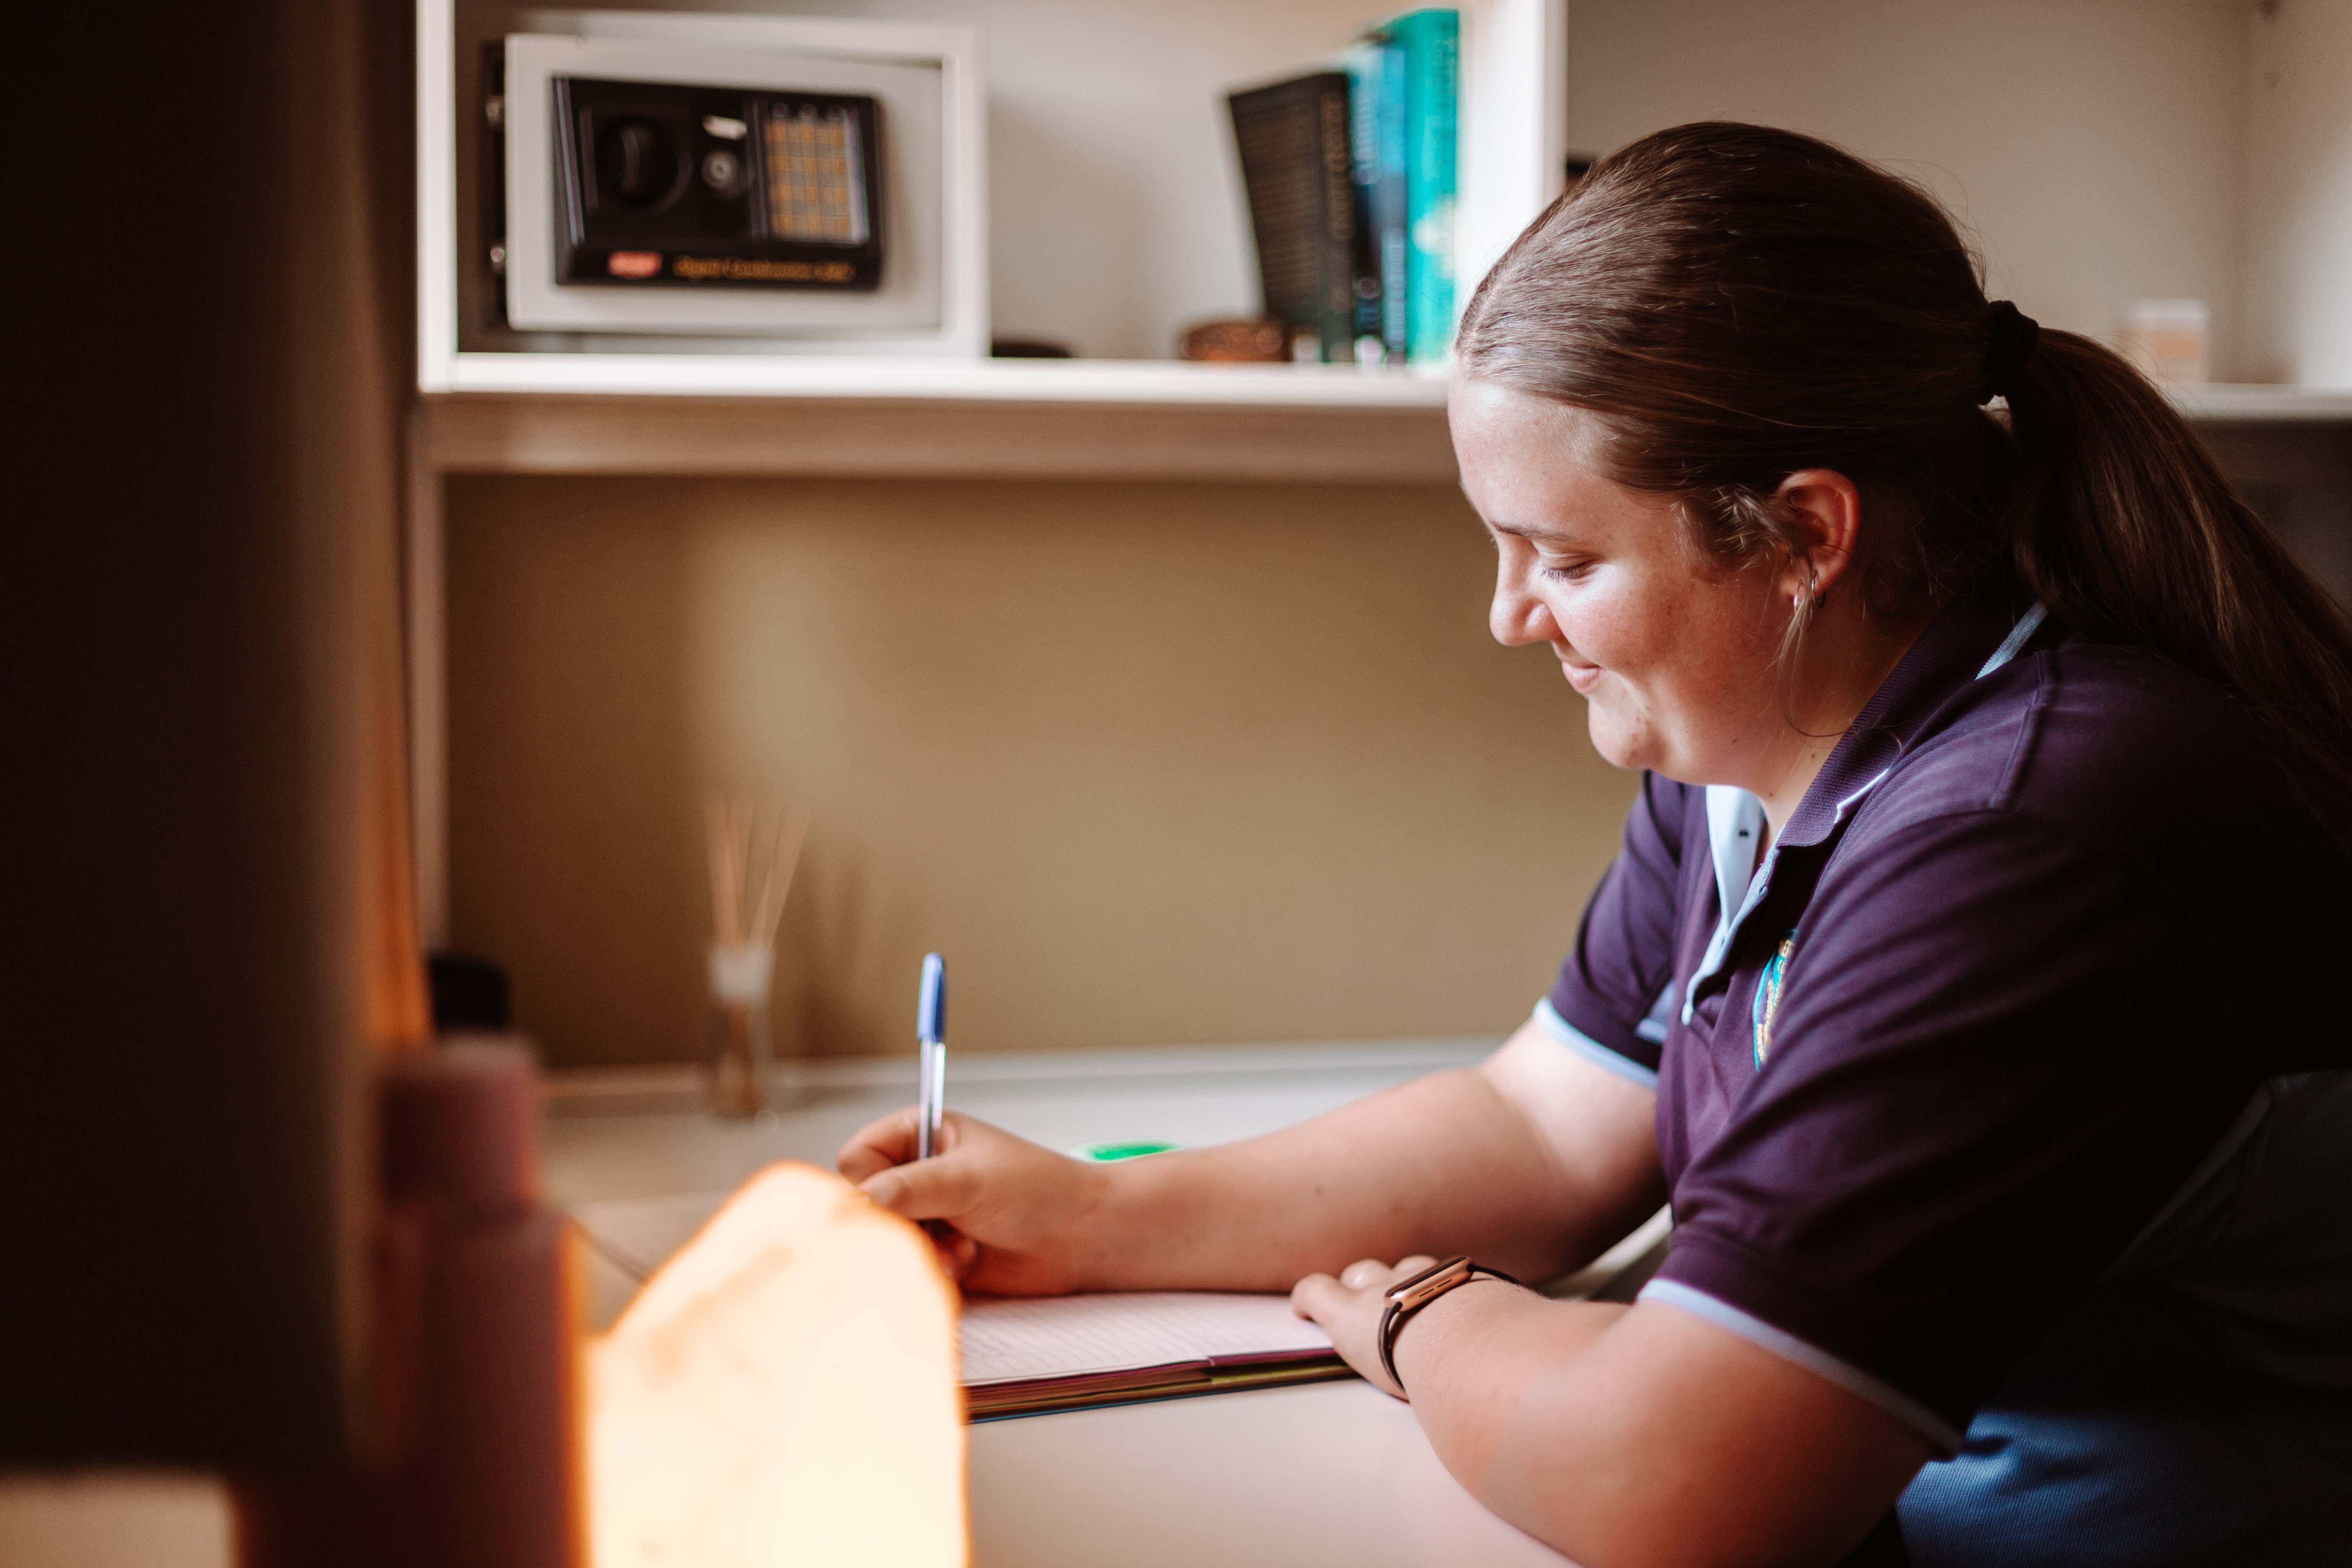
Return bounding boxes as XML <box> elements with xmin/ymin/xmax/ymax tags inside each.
<box><xmin>590</xmin><ymin>1161</ymin><xmax>966</xmax><ymax>1568</ymax></box>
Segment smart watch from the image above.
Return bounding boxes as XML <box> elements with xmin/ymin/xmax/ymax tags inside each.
<box><xmin>1377</xmin><ymin>1255</ymin><xmax>1520</xmax><ymax>1393</ymax></box>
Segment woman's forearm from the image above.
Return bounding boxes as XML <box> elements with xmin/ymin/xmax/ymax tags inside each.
<box><xmin>1359</xmin><ymin>1285</ymin><xmax>1931</xmax><ymax>1568</ymax></box>
<box><xmin>1389</xmin><ymin>1282</ymin><xmax>1625</xmax><ymax>1495</ymax></box>
<box><xmin>1071</xmin><ymin>1060</ymin><xmax>1637</xmax><ymax>1291</ymax></box>
<box><xmin>841</xmin><ymin>1020</ymin><xmax>1664</xmax><ymax>1302</ymax></box>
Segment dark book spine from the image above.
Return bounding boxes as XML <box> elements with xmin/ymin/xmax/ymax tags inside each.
<box><xmin>1228</xmin><ymin>72</ymin><xmax>1362</xmax><ymax>363</ymax></box>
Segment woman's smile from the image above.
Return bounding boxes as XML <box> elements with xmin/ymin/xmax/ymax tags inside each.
<box><xmin>1453</xmin><ymin>380</ymin><xmax>1794</xmax><ymax>795</ymax></box>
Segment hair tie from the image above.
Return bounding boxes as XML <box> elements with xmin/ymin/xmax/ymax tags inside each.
<box><xmin>1981</xmin><ymin>300</ymin><xmax>2040</xmax><ymax>403</ymax></box>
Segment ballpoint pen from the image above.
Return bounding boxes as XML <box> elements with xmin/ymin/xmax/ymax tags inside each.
<box><xmin>917</xmin><ymin>952</ymin><xmax>946</xmax><ymax>1160</ymax></box>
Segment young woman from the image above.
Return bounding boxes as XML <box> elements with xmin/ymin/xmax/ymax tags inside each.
<box><xmin>839</xmin><ymin>124</ymin><xmax>2352</xmax><ymax>1567</ymax></box>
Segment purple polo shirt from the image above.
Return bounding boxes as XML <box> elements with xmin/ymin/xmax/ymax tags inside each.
<box><xmin>1541</xmin><ymin>583</ymin><xmax>2352</xmax><ymax>1464</ymax></box>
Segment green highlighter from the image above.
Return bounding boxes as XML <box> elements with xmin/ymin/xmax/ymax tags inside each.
<box><xmin>1072</xmin><ymin>1140</ymin><xmax>1181</xmax><ymax>1162</ymax></box>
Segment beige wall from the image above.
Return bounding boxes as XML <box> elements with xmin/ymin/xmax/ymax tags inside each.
<box><xmin>1566</xmin><ymin>0</ymin><xmax>2254</xmax><ymax>376</ymax></box>
<box><xmin>2243</xmin><ymin>0</ymin><xmax>2352</xmax><ymax>386</ymax></box>
<box><xmin>445</xmin><ymin>475</ymin><xmax>1638</xmax><ymax>1067</ymax></box>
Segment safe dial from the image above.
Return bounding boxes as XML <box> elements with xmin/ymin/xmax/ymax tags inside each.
<box><xmin>594</xmin><ymin>118</ymin><xmax>685</xmax><ymax>212</ymax></box>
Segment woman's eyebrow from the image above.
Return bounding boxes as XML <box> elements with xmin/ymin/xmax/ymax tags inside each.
<box><xmin>1486</xmin><ymin>519</ymin><xmax>1584</xmax><ymax>548</ymax></box>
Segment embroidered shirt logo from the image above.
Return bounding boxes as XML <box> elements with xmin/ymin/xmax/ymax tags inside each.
<box><xmin>1752</xmin><ymin>933</ymin><xmax>1796</xmax><ymax>1070</ymax></box>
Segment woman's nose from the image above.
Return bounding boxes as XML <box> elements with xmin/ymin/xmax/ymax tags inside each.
<box><xmin>1490</xmin><ymin>555</ymin><xmax>1555</xmax><ymax>648</ymax></box>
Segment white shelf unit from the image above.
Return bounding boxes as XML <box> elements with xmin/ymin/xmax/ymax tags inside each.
<box><xmin>420</xmin><ymin>0</ymin><xmax>1566</xmax><ymax>401</ymax></box>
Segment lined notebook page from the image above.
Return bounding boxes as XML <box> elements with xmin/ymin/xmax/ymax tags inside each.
<box><xmin>960</xmin><ymin>1292</ymin><xmax>1334</xmax><ymax>1386</ymax></box>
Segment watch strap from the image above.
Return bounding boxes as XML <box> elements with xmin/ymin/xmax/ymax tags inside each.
<box><xmin>1377</xmin><ymin>1256</ymin><xmax>1519</xmax><ymax>1394</ymax></box>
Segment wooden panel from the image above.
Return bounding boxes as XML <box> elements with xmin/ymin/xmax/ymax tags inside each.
<box><xmin>438</xmin><ymin>473</ymin><xmax>1631</xmax><ymax>1068</ymax></box>
<box><xmin>416</xmin><ymin>394</ymin><xmax>1462</xmax><ymax>484</ymax></box>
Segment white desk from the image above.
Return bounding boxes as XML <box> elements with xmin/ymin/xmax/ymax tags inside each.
<box><xmin>548</xmin><ymin>1037</ymin><xmax>1619</xmax><ymax>1568</ymax></box>
<box><xmin>969</xmin><ymin>1378</ymin><xmax>1568</xmax><ymax>1568</ymax></box>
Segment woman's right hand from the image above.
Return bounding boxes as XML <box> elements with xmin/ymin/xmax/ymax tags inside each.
<box><xmin>837</xmin><ymin>1108</ymin><xmax>1113</xmax><ymax>1295</ymax></box>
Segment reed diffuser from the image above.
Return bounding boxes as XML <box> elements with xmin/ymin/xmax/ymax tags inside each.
<box><xmin>702</xmin><ymin>796</ymin><xmax>809</xmax><ymax>1118</ymax></box>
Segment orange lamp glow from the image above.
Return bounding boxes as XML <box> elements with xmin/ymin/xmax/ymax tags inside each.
<box><xmin>590</xmin><ymin>1162</ymin><xmax>967</xmax><ymax>1567</ymax></box>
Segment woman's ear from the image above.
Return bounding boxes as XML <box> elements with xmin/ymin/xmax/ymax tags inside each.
<box><xmin>1770</xmin><ymin>469</ymin><xmax>1865</xmax><ymax>606</ymax></box>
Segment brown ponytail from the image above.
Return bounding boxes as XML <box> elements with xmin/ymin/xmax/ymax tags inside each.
<box><xmin>1458</xmin><ymin>121</ymin><xmax>2352</xmax><ymax>815</ymax></box>
<box><xmin>1998</xmin><ymin>331</ymin><xmax>2352</xmax><ymax>803</ymax></box>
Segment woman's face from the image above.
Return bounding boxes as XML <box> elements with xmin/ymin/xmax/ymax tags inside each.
<box><xmin>1452</xmin><ymin>379</ymin><xmax>1793</xmax><ymax>789</ymax></box>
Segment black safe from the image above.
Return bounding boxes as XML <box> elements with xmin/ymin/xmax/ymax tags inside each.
<box><xmin>552</xmin><ymin>76</ymin><xmax>885</xmax><ymax>291</ymax></box>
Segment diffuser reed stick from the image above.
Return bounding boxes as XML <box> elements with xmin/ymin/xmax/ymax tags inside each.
<box><xmin>747</xmin><ymin>807</ymin><xmax>811</xmax><ymax>952</ymax></box>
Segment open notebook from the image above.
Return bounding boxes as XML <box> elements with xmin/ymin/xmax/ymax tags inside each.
<box><xmin>572</xmin><ymin>1191</ymin><xmax>1352</xmax><ymax>1418</ymax></box>
<box><xmin>959</xmin><ymin>1290</ymin><xmax>1350</xmax><ymax>1418</ymax></box>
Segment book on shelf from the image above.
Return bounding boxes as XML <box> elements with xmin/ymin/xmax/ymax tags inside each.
<box><xmin>1224</xmin><ymin>11</ymin><xmax>1458</xmax><ymax>368</ymax></box>
<box><xmin>1346</xmin><ymin>37</ymin><xmax>1409</xmax><ymax>364</ymax></box>
<box><xmin>1377</xmin><ymin>8</ymin><xmax>1460</xmax><ymax>367</ymax></box>
<box><xmin>1227</xmin><ymin>72</ymin><xmax>1376</xmax><ymax>365</ymax></box>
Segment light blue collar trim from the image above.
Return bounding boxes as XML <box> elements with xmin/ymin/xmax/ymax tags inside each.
<box><xmin>1641</xmin><ymin>1279</ymin><xmax>1966</xmax><ymax>1455</ymax></box>
<box><xmin>1975</xmin><ymin>602</ymin><xmax>2049</xmax><ymax>679</ymax></box>
<box><xmin>1533</xmin><ymin>1000</ymin><xmax>1661</xmax><ymax>1090</ymax></box>
<box><xmin>1704</xmin><ymin>786</ymin><xmax>1767</xmax><ymax>940</ymax></box>
<box><xmin>1684</xmin><ymin>785</ymin><xmax>1772</xmax><ymax>1023</ymax></box>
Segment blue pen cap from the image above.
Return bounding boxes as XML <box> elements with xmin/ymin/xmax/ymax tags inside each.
<box><xmin>918</xmin><ymin>952</ymin><xmax>946</xmax><ymax>1043</ymax></box>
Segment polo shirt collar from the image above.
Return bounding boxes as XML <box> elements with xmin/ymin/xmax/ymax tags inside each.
<box><xmin>1778</xmin><ymin>583</ymin><xmax>2046</xmax><ymax>850</ymax></box>
<box><xmin>1678</xmin><ymin>584</ymin><xmax>2048</xmax><ymax>1025</ymax></box>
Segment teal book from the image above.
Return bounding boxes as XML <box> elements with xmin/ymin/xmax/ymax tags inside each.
<box><xmin>1378</xmin><ymin>9</ymin><xmax>1459</xmax><ymax>364</ymax></box>
<box><xmin>1346</xmin><ymin>39</ymin><xmax>1408</xmax><ymax>362</ymax></box>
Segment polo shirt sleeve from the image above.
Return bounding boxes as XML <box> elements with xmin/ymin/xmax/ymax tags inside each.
<box><xmin>1643</xmin><ymin>809</ymin><xmax>2252</xmax><ymax>1451</ymax></box>
<box><xmin>1538</xmin><ymin>772</ymin><xmax>1692</xmax><ymax>1089</ymax></box>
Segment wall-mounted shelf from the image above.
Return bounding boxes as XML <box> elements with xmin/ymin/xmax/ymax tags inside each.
<box><xmin>433</xmin><ymin>353</ymin><xmax>1452</xmax><ymax>407</ymax></box>
<box><xmin>415</xmin><ymin>386</ymin><xmax>1458</xmax><ymax>485</ymax></box>
<box><xmin>412</xmin><ymin>377</ymin><xmax>2349</xmax><ymax>498</ymax></box>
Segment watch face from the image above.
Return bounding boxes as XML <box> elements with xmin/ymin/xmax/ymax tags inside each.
<box><xmin>1389</xmin><ymin>1256</ymin><xmax>1473</xmax><ymax>1310</ymax></box>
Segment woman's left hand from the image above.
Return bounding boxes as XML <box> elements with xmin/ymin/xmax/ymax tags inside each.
<box><xmin>1289</xmin><ymin>1254</ymin><xmax>1439</xmax><ymax>1399</ymax></box>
